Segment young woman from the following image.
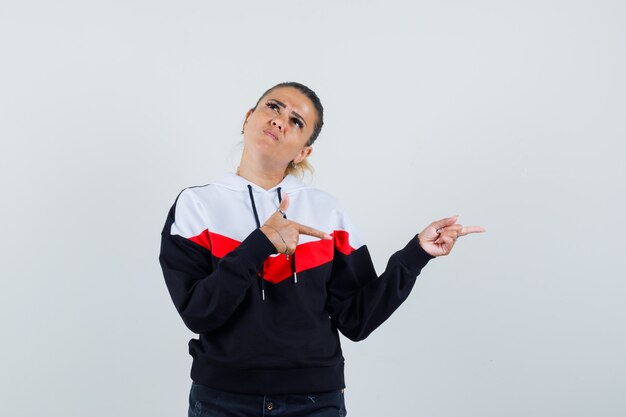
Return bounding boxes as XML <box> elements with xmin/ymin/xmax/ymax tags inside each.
<box><xmin>159</xmin><ymin>82</ymin><xmax>485</xmax><ymax>417</ymax></box>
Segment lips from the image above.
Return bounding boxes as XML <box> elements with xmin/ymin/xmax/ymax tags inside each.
<box><xmin>263</xmin><ymin>129</ymin><xmax>279</xmax><ymax>141</ymax></box>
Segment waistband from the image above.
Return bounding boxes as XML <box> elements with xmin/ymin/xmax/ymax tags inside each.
<box><xmin>190</xmin><ymin>358</ymin><xmax>346</xmax><ymax>395</ymax></box>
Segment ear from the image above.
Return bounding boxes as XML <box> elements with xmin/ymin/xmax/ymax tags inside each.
<box><xmin>293</xmin><ymin>146</ymin><xmax>313</xmax><ymax>164</ymax></box>
<box><xmin>242</xmin><ymin>108</ymin><xmax>254</xmax><ymax>131</ymax></box>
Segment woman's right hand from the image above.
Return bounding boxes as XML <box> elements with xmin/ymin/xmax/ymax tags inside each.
<box><xmin>260</xmin><ymin>192</ymin><xmax>333</xmax><ymax>256</ymax></box>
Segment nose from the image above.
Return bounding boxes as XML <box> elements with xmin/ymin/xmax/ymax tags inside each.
<box><xmin>271</xmin><ymin>118</ymin><xmax>283</xmax><ymax>131</ymax></box>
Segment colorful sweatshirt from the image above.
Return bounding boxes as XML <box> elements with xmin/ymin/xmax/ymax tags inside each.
<box><xmin>159</xmin><ymin>173</ymin><xmax>435</xmax><ymax>395</ymax></box>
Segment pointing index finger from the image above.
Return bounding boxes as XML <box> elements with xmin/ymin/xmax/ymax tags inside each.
<box><xmin>296</xmin><ymin>222</ymin><xmax>333</xmax><ymax>240</ymax></box>
<box><xmin>459</xmin><ymin>226</ymin><xmax>486</xmax><ymax>236</ymax></box>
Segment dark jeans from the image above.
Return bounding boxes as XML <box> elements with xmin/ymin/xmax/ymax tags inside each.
<box><xmin>188</xmin><ymin>382</ymin><xmax>347</xmax><ymax>417</ymax></box>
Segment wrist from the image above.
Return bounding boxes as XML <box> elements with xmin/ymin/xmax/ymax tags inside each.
<box><xmin>260</xmin><ymin>225</ymin><xmax>276</xmax><ymax>240</ymax></box>
<box><xmin>260</xmin><ymin>224</ymin><xmax>288</xmax><ymax>254</ymax></box>
<box><xmin>416</xmin><ymin>233</ymin><xmax>432</xmax><ymax>254</ymax></box>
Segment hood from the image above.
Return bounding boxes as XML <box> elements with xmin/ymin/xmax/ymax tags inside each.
<box><xmin>212</xmin><ymin>172</ymin><xmax>310</xmax><ymax>194</ymax></box>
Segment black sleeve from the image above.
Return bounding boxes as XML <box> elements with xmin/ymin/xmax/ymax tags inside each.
<box><xmin>159</xmin><ymin>188</ymin><xmax>276</xmax><ymax>334</ymax></box>
<box><xmin>326</xmin><ymin>211</ymin><xmax>435</xmax><ymax>341</ymax></box>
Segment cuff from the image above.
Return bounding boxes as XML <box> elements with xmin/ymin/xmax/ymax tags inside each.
<box><xmin>395</xmin><ymin>234</ymin><xmax>435</xmax><ymax>272</ymax></box>
<box><xmin>235</xmin><ymin>227</ymin><xmax>278</xmax><ymax>268</ymax></box>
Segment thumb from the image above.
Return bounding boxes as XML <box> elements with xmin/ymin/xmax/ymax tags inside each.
<box><xmin>431</xmin><ymin>215</ymin><xmax>459</xmax><ymax>230</ymax></box>
<box><xmin>279</xmin><ymin>191</ymin><xmax>290</xmax><ymax>213</ymax></box>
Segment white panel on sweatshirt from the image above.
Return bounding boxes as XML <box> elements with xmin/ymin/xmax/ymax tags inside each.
<box><xmin>169</xmin><ymin>174</ymin><xmax>366</xmax><ymax>250</ymax></box>
<box><xmin>169</xmin><ymin>187</ymin><xmax>209</xmax><ymax>240</ymax></box>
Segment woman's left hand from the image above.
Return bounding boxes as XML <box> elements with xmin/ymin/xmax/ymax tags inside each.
<box><xmin>417</xmin><ymin>215</ymin><xmax>485</xmax><ymax>257</ymax></box>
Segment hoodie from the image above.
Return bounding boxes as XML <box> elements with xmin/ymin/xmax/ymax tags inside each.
<box><xmin>159</xmin><ymin>172</ymin><xmax>435</xmax><ymax>395</ymax></box>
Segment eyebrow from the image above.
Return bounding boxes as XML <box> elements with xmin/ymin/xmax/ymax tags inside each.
<box><xmin>268</xmin><ymin>99</ymin><xmax>308</xmax><ymax>127</ymax></box>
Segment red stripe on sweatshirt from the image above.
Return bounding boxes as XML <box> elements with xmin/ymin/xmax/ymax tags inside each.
<box><xmin>188</xmin><ymin>229</ymin><xmax>212</xmax><ymax>251</ymax></box>
<box><xmin>186</xmin><ymin>230</ymin><xmax>357</xmax><ymax>284</ymax></box>
<box><xmin>262</xmin><ymin>238</ymin><xmax>335</xmax><ymax>284</ymax></box>
<box><xmin>332</xmin><ymin>230</ymin><xmax>355</xmax><ymax>256</ymax></box>
<box><xmin>207</xmin><ymin>232</ymin><xmax>240</xmax><ymax>258</ymax></box>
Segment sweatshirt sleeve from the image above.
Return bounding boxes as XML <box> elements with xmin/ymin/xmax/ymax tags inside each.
<box><xmin>159</xmin><ymin>187</ymin><xmax>276</xmax><ymax>334</ymax></box>
<box><xmin>326</xmin><ymin>208</ymin><xmax>435</xmax><ymax>342</ymax></box>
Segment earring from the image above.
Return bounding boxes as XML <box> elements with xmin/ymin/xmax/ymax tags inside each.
<box><xmin>241</xmin><ymin>129</ymin><xmax>244</xmax><ymax>134</ymax></box>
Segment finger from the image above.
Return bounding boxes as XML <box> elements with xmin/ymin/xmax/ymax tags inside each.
<box><xmin>279</xmin><ymin>192</ymin><xmax>290</xmax><ymax>214</ymax></box>
<box><xmin>459</xmin><ymin>225</ymin><xmax>486</xmax><ymax>236</ymax></box>
<box><xmin>435</xmin><ymin>234</ymin><xmax>455</xmax><ymax>250</ymax></box>
<box><xmin>295</xmin><ymin>222</ymin><xmax>333</xmax><ymax>240</ymax></box>
<box><xmin>431</xmin><ymin>215</ymin><xmax>459</xmax><ymax>231</ymax></box>
<box><xmin>438</xmin><ymin>230</ymin><xmax>460</xmax><ymax>241</ymax></box>
<box><xmin>436</xmin><ymin>224</ymin><xmax>463</xmax><ymax>234</ymax></box>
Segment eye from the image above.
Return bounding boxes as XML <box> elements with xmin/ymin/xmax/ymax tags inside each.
<box><xmin>291</xmin><ymin>118</ymin><xmax>304</xmax><ymax>129</ymax></box>
<box><xmin>266</xmin><ymin>101</ymin><xmax>279</xmax><ymax>111</ymax></box>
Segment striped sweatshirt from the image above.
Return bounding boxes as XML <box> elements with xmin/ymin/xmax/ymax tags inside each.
<box><xmin>158</xmin><ymin>172</ymin><xmax>435</xmax><ymax>395</ymax></box>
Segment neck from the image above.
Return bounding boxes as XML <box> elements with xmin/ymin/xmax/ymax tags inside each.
<box><xmin>237</xmin><ymin>152</ymin><xmax>287</xmax><ymax>191</ymax></box>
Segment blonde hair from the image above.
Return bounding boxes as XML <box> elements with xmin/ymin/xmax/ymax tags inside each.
<box><xmin>285</xmin><ymin>158</ymin><xmax>315</xmax><ymax>179</ymax></box>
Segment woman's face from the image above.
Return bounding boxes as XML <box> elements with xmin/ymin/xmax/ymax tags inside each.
<box><xmin>242</xmin><ymin>87</ymin><xmax>317</xmax><ymax>170</ymax></box>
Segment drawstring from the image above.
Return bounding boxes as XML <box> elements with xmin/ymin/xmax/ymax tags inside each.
<box><xmin>247</xmin><ymin>185</ymin><xmax>297</xmax><ymax>302</ymax></box>
<box><xmin>247</xmin><ymin>185</ymin><xmax>265</xmax><ymax>300</ymax></box>
<box><xmin>277</xmin><ymin>187</ymin><xmax>298</xmax><ymax>284</ymax></box>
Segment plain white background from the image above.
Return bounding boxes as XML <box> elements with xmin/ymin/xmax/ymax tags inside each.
<box><xmin>1</xmin><ymin>1</ymin><xmax>625</xmax><ymax>416</ymax></box>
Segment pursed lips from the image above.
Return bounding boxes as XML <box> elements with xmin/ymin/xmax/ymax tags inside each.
<box><xmin>263</xmin><ymin>129</ymin><xmax>279</xmax><ymax>141</ymax></box>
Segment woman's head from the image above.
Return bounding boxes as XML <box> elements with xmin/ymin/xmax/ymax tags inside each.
<box><xmin>252</xmin><ymin>82</ymin><xmax>324</xmax><ymax>147</ymax></box>
<box><xmin>242</xmin><ymin>82</ymin><xmax>324</xmax><ymax>178</ymax></box>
